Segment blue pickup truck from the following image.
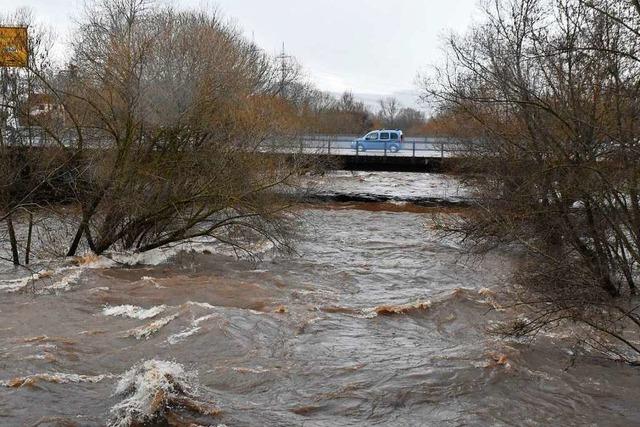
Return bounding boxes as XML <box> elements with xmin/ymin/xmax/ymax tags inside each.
<box><xmin>351</xmin><ymin>130</ymin><xmax>404</xmax><ymax>152</ymax></box>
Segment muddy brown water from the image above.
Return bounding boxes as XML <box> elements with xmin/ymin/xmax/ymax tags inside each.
<box><xmin>1</xmin><ymin>172</ymin><xmax>639</xmax><ymax>426</ymax></box>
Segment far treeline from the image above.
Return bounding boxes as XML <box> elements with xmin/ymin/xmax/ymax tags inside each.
<box><xmin>300</xmin><ymin>92</ymin><xmax>433</xmax><ymax>136</ymax></box>
<box><xmin>427</xmin><ymin>0</ymin><xmax>640</xmax><ymax>363</ymax></box>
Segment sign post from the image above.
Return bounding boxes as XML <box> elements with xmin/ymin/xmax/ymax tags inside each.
<box><xmin>0</xmin><ymin>27</ymin><xmax>28</xmax><ymax>68</ymax></box>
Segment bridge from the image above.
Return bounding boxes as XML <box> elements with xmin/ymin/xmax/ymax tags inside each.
<box><xmin>6</xmin><ymin>128</ymin><xmax>468</xmax><ymax>172</ymax></box>
<box><xmin>269</xmin><ymin>135</ymin><xmax>468</xmax><ymax>172</ymax></box>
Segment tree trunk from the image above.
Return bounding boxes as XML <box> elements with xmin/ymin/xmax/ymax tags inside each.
<box><xmin>6</xmin><ymin>215</ymin><xmax>20</xmax><ymax>266</ymax></box>
<box><xmin>24</xmin><ymin>212</ymin><xmax>33</xmax><ymax>265</ymax></box>
<box><xmin>67</xmin><ymin>189</ymin><xmax>107</xmax><ymax>256</ymax></box>
<box><xmin>66</xmin><ymin>221</ymin><xmax>86</xmax><ymax>257</ymax></box>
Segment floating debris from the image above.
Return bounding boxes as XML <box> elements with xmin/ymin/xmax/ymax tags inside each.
<box><xmin>366</xmin><ymin>300</ymin><xmax>432</xmax><ymax>317</ymax></box>
<box><xmin>485</xmin><ymin>352</ymin><xmax>513</xmax><ymax>369</ymax></box>
<box><xmin>273</xmin><ymin>305</ymin><xmax>288</xmax><ymax>314</ymax></box>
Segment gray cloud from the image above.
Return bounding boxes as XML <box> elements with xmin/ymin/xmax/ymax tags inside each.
<box><xmin>7</xmin><ymin>0</ymin><xmax>478</xmax><ymax>105</ymax></box>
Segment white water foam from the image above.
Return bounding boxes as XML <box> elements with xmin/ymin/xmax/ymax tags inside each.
<box><xmin>185</xmin><ymin>301</ymin><xmax>218</xmax><ymax>310</ymax></box>
<box><xmin>108</xmin><ymin>360</ymin><xmax>201</xmax><ymax>427</ymax></box>
<box><xmin>126</xmin><ymin>313</ymin><xmax>179</xmax><ymax>340</ymax></box>
<box><xmin>0</xmin><ymin>276</ymin><xmax>35</xmax><ymax>292</ymax></box>
<box><xmin>0</xmin><ymin>266</ymin><xmax>84</xmax><ymax>294</ymax></box>
<box><xmin>103</xmin><ymin>305</ymin><xmax>167</xmax><ymax>320</ymax></box>
<box><xmin>39</xmin><ymin>269</ymin><xmax>83</xmax><ymax>293</ymax></box>
<box><xmin>1</xmin><ymin>236</ymin><xmax>272</xmax><ymax>295</ymax></box>
<box><xmin>107</xmin><ymin>238</ymin><xmax>235</xmax><ymax>267</ymax></box>
<box><xmin>167</xmin><ymin>327</ymin><xmax>201</xmax><ymax>345</ymax></box>
<box><xmin>166</xmin><ymin>313</ymin><xmax>220</xmax><ymax>345</ymax></box>
<box><xmin>1</xmin><ymin>372</ymin><xmax>112</xmax><ymax>387</ymax></box>
<box><xmin>231</xmin><ymin>366</ymin><xmax>270</xmax><ymax>374</ymax></box>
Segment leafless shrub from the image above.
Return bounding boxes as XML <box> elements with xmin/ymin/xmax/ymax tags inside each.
<box><xmin>426</xmin><ymin>0</ymin><xmax>640</xmax><ymax>362</ymax></box>
<box><xmin>0</xmin><ymin>9</ymin><xmax>66</xmax><ymax>265</ymax></box>
<box><xmin>1</xmin><ymin>0</ymin><xmax>314</xmax><ymax>263</ymax></box>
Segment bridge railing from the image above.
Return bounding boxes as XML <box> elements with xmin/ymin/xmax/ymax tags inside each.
<box><xmin>287</xmin><ymin>135</ymin><xmax>472</xmax><ymax>159</ymax></box>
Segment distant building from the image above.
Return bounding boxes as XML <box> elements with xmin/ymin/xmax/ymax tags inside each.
<box><xmin>18</xmin><ymin>93</ymin><xmax>67</xmax><ymax>128</ymax></box>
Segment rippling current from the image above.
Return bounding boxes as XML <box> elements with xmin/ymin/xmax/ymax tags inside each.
<box><xmin>1</xmin><ymin>172</ymin><xmax>639</xmax><ymax>426</ymax></box>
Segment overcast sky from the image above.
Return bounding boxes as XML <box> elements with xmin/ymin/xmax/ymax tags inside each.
<box><xmin>4</xmin><ymin>0</ymin><xmax>480</xmax><ymax>109</ymax></box>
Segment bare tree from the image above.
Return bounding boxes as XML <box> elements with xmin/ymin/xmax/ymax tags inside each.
<box><xmin>1</xmin><ymin>0</ymin><xmax>311</xmax><ymax>262</ymax></box>
<box><xmin>60</xmin><ymin>0</ymin><xmax>309</xmax><ymax>256</ymax></box>
<box><xmin>427</xmin><ymin>0</ymin><xmax>640</xmax><ymax>362</ymax></box>
<box><xmin>378</xmin><ymin>97</ymin><xmax>400</xmax><ymax>128</ymax></box>
<box><xmin>0</xmin><ymin>9</ymin><xmax>64</xmax><ymax>265</ymax></box>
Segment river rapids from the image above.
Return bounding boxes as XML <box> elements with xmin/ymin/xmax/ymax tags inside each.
<box><xmin>0</xmin><ymin>172</ymin><xmax>638</xmax><ymax>426</ymax></box>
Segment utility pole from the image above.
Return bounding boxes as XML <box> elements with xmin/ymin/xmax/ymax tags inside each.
<box><xmin>276</xmin><ymin>42</ymin><xmax>292</xmax><ymax>97</ymax></box>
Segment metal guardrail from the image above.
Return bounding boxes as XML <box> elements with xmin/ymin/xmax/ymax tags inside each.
<box><xmin>291</xmin><ymin>135</ymin><xmax>470</xmax><ymax>159</ymax></box>
<box><xmin>2</xmin><ymin>129</ymin><xmax>472</xmax><ymax>159</ymax></box>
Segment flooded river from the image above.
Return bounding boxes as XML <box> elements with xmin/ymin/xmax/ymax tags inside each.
<box><xmin>1</xmin><ymin>172</ymin><xmax>639</xmax><ymax>426</ymax></box>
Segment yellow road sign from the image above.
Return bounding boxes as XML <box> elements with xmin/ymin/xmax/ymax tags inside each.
<box><xmin>0</xmin><ymin>27</ymin><xmax>28</xmax><ymax>68</ymax></box>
